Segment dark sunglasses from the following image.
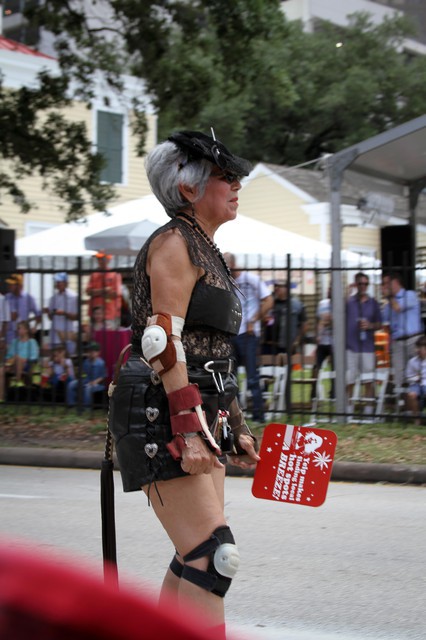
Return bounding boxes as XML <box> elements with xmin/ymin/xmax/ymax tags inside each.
<box><xmin>357</xmin><ymin>281</ymin><xmax>369</xmax><ymax>286</ymax></box>
<box><xmin>211</xmin><ymin>171</ymin><xmax>241</xmax><ymax>184</ymax></box>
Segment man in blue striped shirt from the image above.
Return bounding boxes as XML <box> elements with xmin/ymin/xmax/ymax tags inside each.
<box><xmin>381</xmin><ymin>272</ymin><xmax>422</xmax><ymax>389</ymax></box>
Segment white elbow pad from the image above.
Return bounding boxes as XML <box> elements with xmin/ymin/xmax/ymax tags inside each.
<box><xmin>141</xmin><ymin>313</ymin><xmax>186</xmax><ymax>375</ymax></box>
<box><xmin>142</xmin><ymin>324</ymin><xmax>168</xmax><ymax>361</ymax></box>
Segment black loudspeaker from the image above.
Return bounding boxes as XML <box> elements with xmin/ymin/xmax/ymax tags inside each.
<box><xmin>0</xmin><ymin>229</ymin><xmax>16</xmax><ymax>273</ymax></box>
<box><xmin>380</xmin><ymin>225</ymin><xmax>415</xmax><ymax>290</ymax></box>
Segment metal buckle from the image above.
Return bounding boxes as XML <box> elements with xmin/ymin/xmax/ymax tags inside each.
<box><xmin>150</xmin><ymin>370</ymin><xmax>162</xmax><ymax>385</ymax></box>
<box><xmin>204</xmin><ymin>360</ymin><xmax>215</xmax><ymax>373</ymax></box>
<box><xmin>204</xmin><ymin>359</ymin><xmax>233</xmax><ymax>374</ymax></box>
<box><xmin>204</xmin><ymin>361</ymin><xmax>225</xmax><ymax>394</ymax></box>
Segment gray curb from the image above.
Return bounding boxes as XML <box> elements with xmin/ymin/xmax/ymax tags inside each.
<box><xmin>1</xmin><ymin>447</ymin><xmax>426</xmax><ymax>485</ymax></box>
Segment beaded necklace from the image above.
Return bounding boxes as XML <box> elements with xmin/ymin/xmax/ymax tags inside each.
<box><xmin>176</xmin><ymin>210</ymin><xmax>232</xmax><ymax>279</ymax></box>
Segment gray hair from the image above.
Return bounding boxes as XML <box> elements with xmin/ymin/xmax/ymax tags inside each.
<box><xmin>145</xmin><ymin>140</ymin><xmax>213</xmax><ymax>217</ymax></box>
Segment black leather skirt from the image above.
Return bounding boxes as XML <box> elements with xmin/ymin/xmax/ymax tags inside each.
<box><xmin>108</xmin><ymin>353</ymin><xmax>238</xmax><ymax>492</ymax></box>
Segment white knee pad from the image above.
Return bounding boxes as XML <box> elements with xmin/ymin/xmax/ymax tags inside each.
<box><xmin>214</xmin><ymin>542</ymin><xmax>240</xmax><ymax>579</ymax></box>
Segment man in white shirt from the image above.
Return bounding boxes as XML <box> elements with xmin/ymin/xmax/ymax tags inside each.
<box><xmin>46</xmin><ymin>273</ymin><xmax>78</xmax><ymax>356</ymax></box>
<box><xmin>5</xmin><ymin>273</ymin><xmax>41</xmax><ymax>344</ymax></box>
<box><xmin>310</xmin><ymin>288</ymin><xmax>333</xmax><ymax>402</ymax></box>
<box><xmin>224</xmin><ymin>253</ymin><xmax>273</xmax><ymax>423</ymax></box>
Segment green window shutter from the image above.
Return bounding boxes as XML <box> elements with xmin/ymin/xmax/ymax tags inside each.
<box><xmin>97</xmin><ymin>111</ymin><xmax>124</xmax><ymax>184</ymax></box>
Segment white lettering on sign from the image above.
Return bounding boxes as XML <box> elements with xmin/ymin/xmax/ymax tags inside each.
<box><xmin>252</xmin><ymin>423</ymin><xmax>337</xmax><ymax>507</ymax></box>
<box><xmin>272</xmin><ymin>451</ymin><xmax>288</xmax><ymax>499</ymax></box>
<box><xmin>274</xmin><ymin>448</ymin><xmax>311</xmax><ymax>503</ymax></box>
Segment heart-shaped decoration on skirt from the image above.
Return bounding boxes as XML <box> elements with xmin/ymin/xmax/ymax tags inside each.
<box><xmin>146</xmin><ymin>407</ymin><xmax>159</xmax><ymax>422</ymax></box>
<box><xmin>144</xmin><ymin>443</ymin><xmax>158</xmax><ymax>459</ymax></box>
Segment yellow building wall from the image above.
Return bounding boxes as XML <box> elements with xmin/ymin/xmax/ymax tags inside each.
<box><xmin>239</xmin><ymin>171</ymin><xmax>322</xmax><ymax>241</ymax></box>
<box><xmin>417</xmin><ymin>230</ymin><xmax>426</xmax><ymax>251</ymax></box>
<box><xmin>239</xmin><ymin>168</ymin><xmax>412</xmax><ymax>262</ymax></box>
<box><xmin>341</xmin><ymin>226</ymin><xmax>380</xmax><ymax>256</ymax></box>
<box><xmin>0</xmin><ymin>101</ymin><xmax>156</xmax><ymax>239</ymax></box>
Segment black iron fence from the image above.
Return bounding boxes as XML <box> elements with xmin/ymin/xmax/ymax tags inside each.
<box><xmin>1</xmin><ymin>255</ymin><xmax>425</xmax><ymax>423</ymax></box>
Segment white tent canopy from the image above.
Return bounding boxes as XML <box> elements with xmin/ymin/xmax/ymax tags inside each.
<box><xmin>84</xmin><ymin>219</ymin><xmax>161</xmax><ymax>255</ymax></box>
<box><xmin>215</xmin><ymin>214</ymin><xmax>373</xmax><ymax>269</ymax></box>
<box><xmin>15</xmin><ymin>195</ymin><xmax>168</xmax><ymax>258</ymax></box>
<box><xmin>16</xmin><ymin>194</ymin><xmax>372</xmax><ymax>268</ymax></box>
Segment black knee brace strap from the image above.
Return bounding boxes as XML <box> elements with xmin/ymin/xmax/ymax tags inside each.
<box><xmin>180</xmin><ymin>525</ymin><xmax>239</xmax><ymax>598</ymax></box>
<box><xmin>169</xmin><ymin>554</ymin><xmax>183</xmax><ymax>578</ymax></box>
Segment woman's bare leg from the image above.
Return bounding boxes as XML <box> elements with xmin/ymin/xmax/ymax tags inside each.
<box><xmin>144</xmin><ymin>467</ymin><xmax>227</xmax><ymax>623</ymax></box>
<box><xmin>159</xmin><ymin>566</ymin><xmax>181</xmax><ymax>603</ymax></box>
<box><xmin>157</xmin><ymin>465</ymin><xmax>226</xmax><ymax>603</ymax></box>
<box><xmin>211</xmin><ymin>464</ymin><xmax>226</xmax><ymax>507</ymax></box>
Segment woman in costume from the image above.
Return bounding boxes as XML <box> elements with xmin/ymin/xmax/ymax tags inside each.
<box><xmin>109</xmin><ymin>130</ymin><xmax>259</xmax><ymax>638</ymax></box>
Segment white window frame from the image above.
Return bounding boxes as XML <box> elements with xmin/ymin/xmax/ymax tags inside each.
<box><xmin>92</xmin><ymin>105</ymin><xmax>129</xmax><ymax>187</ymax></box>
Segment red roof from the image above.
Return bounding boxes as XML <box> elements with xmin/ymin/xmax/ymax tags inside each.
<box><xmin>0</xmin><ymin>34</ymin><xmax>55</xmax><ymax>59</ymax></box>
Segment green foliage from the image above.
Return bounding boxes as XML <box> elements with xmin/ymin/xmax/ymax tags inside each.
<box><xmin>0</xmin><ymin>71</ymin><xmax>114</xmax><ymax>219</ymax></box>
<box><xmin>282</xmin><ymin>12</ymin><xmax>424</xmax><ymax>162</ymax></box>
<box><xmin>2</xmin><ymin>1</ymin><xmax>426</xmax><ymax>218</ymax></box>
<box><xmin>1</xmin><ymin>404</ymin><xmax>425</xmax><ymax>464</ymax></box>
<box><xmin>104</xmin><ymin>3</ymin><xmax>426</xmax><ymax>163</ymax></box>
<box><xmin>247</xmin><ymin>419</ymin><xmax>426</xmax><ymax>465</ymax></box>
<box><xmin>328</xmin><ymin>422</ymin><xmax>426</xmax><ymax>465</ymax></box>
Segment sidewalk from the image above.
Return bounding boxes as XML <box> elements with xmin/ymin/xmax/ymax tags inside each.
<box><xmin>1</xmin><ymin>446</ymin><xmax>425</xmax><ymax>484</ymax></box>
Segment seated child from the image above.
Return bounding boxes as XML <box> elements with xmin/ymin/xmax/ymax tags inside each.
<box><xmin>81</xmin><ymin>306</ymin><xmax>105</xmax><ymax>345</ymax></box>
<box><xmin>405</xmin><ymin>335</ymin><xmax>426</xmax><ymax>425</ymax></box>
<box><xmin>5</xmin><ymin>320</ymin><xmax>40</xmax><ymax>387</ymax></box>
<box><xmin>45</xmin><ymin>345</ymin><xmax>75</xmax><ymax>399</ymax></box>
<box><xmin>90</xmin><ymin>305</ymin><xmax>106</xmax><ymax>334</ymax></box>
<box><xmin>66</xmin><ymin>341</ymin><xmax>106</xmax><ymax>408</ymax></box>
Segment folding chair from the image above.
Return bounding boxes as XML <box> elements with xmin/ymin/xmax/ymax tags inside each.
<box><xmin>258</xmin><ymin>365</ymin><xmax>287</xmax><ymax>420</ymax></box>
<box><xmin>311</xmin><ymin>368</ymin><xmax>336</xmax><ymax>422</ymax></box>
<box><xmin>350</xmin><ymin>368</ymin><xmax>390</xmax><ymax>422</ymax></box>
<box><xmin>238</xmin><ymin>364</ymin><xmax>287</xmax><ymax>420</ymax></box>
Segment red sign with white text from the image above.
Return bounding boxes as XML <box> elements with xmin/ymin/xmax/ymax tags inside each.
<box><xmin>252</xmin><ymin>424</ymin><xmax>337</xmax><ymax>507</ymax></box>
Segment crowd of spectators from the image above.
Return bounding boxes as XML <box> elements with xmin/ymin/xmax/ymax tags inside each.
<box><xmin>225</xmin><ymin>262</ymin><xmax>425</xmax><ymax>423</ymax></box>
<box><xmin>1</xmin><ymin>262</ymin><xmax>425</xmax><ymax>421</ymax></box>
<box><xmin>0</xmin><ymin>254</ymin><xmax>127</xmax><ymax>407</ymax></box>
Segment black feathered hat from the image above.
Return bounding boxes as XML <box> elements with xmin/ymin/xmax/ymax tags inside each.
<box><xmin>168</xmin><ymin>130</ymin><xmax>252</xmax><ymax>176</ymax></box>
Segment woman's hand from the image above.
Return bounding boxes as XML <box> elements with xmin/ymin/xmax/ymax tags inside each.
<box><xmin>227</xmin><ymin>435</ymin><xmax>261</xmax><ymax>470</ymax></box>
<box><xmin>180</xmin><ymin>435</ymin><xmax>223</xmax><ymax>475</ymax></box>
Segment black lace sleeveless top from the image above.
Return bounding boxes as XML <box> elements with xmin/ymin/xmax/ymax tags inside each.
<box><xmin>131</xmin><ymin>217</ymin><xmax>242</xmax><ymax>359</ymax></box>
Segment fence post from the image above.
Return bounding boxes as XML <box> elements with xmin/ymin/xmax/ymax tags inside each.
<box><xmin>76</xmin><ymin>257</ymin><xmax>84</xmax><ymax>413</ymax></box>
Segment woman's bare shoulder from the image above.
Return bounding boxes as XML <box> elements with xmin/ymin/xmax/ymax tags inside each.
<box><xmin>147</xmin><ymin>226</ymin><xmax>203</xmax><ymax>281</ymax></box>
<box><xmin>149</xmin><ymin>226</ymin><xmax>186</xmax><ymax>254</ymax></box>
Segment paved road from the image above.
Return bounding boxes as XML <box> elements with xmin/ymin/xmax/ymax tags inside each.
<box><xmin>1</xmin><ymin>465</ymin><xmax>425</xmax><ymax>639</ymax></box>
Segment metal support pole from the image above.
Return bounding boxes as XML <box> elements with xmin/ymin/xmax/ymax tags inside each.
<box><xmin>329</xmin><ymin>187</ymin><xmax>346</xmax><ymax>419</ymax></box>
<box><xmin>76</xmin><ymin>257</ymin><xmax>84</xmax><ymax>413</ymax></box>
<box><xmin>328</xmin><ymin>150</ymin><xmax>357</xmax><ymax>421</ymax></box>
<box><xmin>285</xmin><ymin>253</ymin><xmax>292</xmax><ymax>414</ymax></box>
